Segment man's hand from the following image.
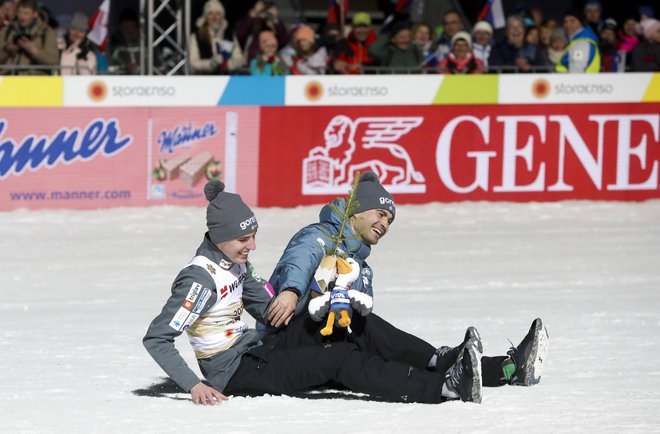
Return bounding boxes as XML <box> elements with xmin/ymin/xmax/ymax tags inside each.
<box><xmin>267</xmin><ymin>290</ymin><xmax>298</xmax><ymax>327</ymax></box>
<box><xmin>17</xmin><ymin>36</ymin><xmax>37</xmax><ymax>56</ymax></box>
<box><xmin>190</xmin><ymin>382</ymin><xmax>228</xmax><ymax>406</ymax></box>
<box><xmin>515</xmin><ymin>56</ymin><xmax>531</xmax><ymax>72</ymax></box>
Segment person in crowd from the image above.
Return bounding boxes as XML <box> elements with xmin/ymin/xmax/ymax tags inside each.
<box><xmin>471</xmin><ymin>20</ymin><xmax>492</xmax><ymax>69</ymax></box>
<box><xmin>411</xmin><ymin>22</ymin><xmax>434</xmax><ymax>60</ymax></box>
<box><xmin>438</xmin><ymin>31</ymin><xmax>484</xmax><ymax>74</ymax></box>
<box><xmin>584</xmin><ymin>0</ymin><xmax>604</xmax><ymax>35</ymax></box>
<box><xmin>143</xmin><ymin>180</ymin><xmax>485</xmax><ymax>405</ymax></box>
<box><xmin>546</xmin><ymin>28</ymin><xmax>568</xmax><ymax>68</ymax></box>
<box><xmin>333</xmin><ymin>12</ymin><xmax>377</xmax><ymax>74</ymax></box>
<box><xmin>530</xmin><ymin>6</ymin><xmax>544</xmax><ymax>27</ymax></box>
<box><xmin>539</xmin><ymin>20</ymin><xmax>559</xmax><ymax>49</ymax></box>
<box><xmin>618</xmin><ymin>16</ymin><xmax>640</xmax><ymax>64</ymax></box>
<box><xmin>369</xmin><ymin>20</ymin><xmax>423</xmax><ymax>71</ymax></box>
<box><xmin>318</xmin><ymin>23</ymin><xmax>340</xmax><ymax>73</ymax></box>
<box><xmin>109</xmin><ymin>8</ymin><xmax>140</xmax><ymax>74</ymax></box>
<box><xmin>599</xmin><ymin>18</ymin><xmax>625</xmax><ymax>72</ymax></box>
<box><xmin>638</xmin><ymin>5</ymin><xmax>655</xmax><ymax>31</ymax></box>
<box><xmin>556</xmin><ymin>8</ymin><xmax>601</xmax><ymax>73</ymax></box>
<box><xmin>249</xmin><ymin>29</ymin><xmax>288</xmax><ymax>76</ymax></box>
<box><xmin>59</xmin><ymin>12</ymin><xmax>96</xmax><ymax>75</ymax></box>
<box><xmin>525</xmin><ymin>25</ymin><xmax>541</xmax><ymax>47</ymax></box>
<box><xmin>631</xmin><ymin>18</ymin><xmax>660</xmax><ymax>71</ymax></box>
<box><xmin>264</xmin><ymin>172</ymin><xmax>549</xmax><ymax>397</ymax></box>
<box><xmin>489</xmin><ymin>15</ymin><xmax>546</xmax><ymax>73</ymax></box>
<box><xmin>236</xmin><ymin>0</ymin><xmax>288</xmax><ymax>64</ymax></box>
<box><xmin>426</xmin><ymin>9</ymin><xmax>464</xmax><ymax>66</ymax></box>
<box><xmin>0</xmin><ymin>0</ymin><xmax>58</xmax><ymax>75</ymax></box>
<box><xmin>290</xmin><ymin>25</ymin><xmax>328</xmax><ymax>75</ymax></box>
<box><xmin>278</xmin><ymin>23</ymin><xmax>301</xmax><ymax>69</ymax></box>
<box><xmin>189</xmin><ymin>0</ymin><xmax>243</xmax><ymax>75</ymax></box>
<box><xmin>1</xmin><ymin>0</ymin><xmax>15</xmax><ymax>31</ymax></box>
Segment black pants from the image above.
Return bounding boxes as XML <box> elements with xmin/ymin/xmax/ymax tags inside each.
<box><xmin>224</xmin><ymin>341</ymin><xmax>447</xmax><ymax>403</ymax></box>
<box><xmin>268</xmin><ymin>313</ymin><xmax>507</xmax><ymax>387</ymax></box>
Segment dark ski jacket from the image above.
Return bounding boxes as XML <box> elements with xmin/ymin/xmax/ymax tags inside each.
<box><xmin>266</xmin><ymin>199</ymin><xmax>375</xmax><ymax>323</ymax></box>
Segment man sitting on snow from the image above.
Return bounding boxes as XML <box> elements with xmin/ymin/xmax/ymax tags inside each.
<box><xmin>264</xmin><ymin>171</ymin><xmax>549</xmax><ymax>393</ymax></box>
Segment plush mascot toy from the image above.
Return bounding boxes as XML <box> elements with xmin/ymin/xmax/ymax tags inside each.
<box><xmin>308</xmin><ymin>256</ymin><xmax>369</xmax><ymax>336</ymax></box>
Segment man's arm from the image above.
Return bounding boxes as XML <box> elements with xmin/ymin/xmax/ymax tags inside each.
<box><xmin>567</xmin><ymin>39</ymin><xmax>592</xmax><ymax>73</ymax></box>
<box><xmin>267</xmin><ymin>226</ymin><xmax>330</xmax><ymax>327</ymax></box>
<box><xmin>142</xmin><ymin>271</ymin><xmax>215</xmax><ymax>394</ymax></box>
<box><xmin>242</xmin><ymin>262</ymin><xmax>275</xmax><ymax>324</ymax></box>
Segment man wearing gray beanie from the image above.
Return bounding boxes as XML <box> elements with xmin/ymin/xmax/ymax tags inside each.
<box><xmin>144</xmin><ymin>180</ymin><xmax>473</xmax><ymax>405</ymax></box>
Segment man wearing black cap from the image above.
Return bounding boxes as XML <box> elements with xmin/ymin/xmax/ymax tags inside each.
<box><xmin>265</xmin><ymin>171</ymin><xmax>549</xmax><ymax>393</ymax></box>
<box><xmin>143</xmin><ymin>180</ymin><xmax>484</xmax><ymax>405</ymax></box>
<box><xmin>556</xmin><ymin>8</ymin><xmax>601</xmax><ymax>73</ymax></box>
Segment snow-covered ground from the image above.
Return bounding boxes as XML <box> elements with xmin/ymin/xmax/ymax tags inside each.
<box><xmin>2</xmin><ymin>201</ymin><xmax>660</xmax><ymax>433</ymax></box>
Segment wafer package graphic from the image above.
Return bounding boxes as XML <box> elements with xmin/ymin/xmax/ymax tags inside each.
<box><xmin>180</xmin><ymin>151</ymin><xmax>214</xmax><ymax>186</ymax></box>
<box><xmin>162</xmin><ymin>153</ymin><xmax>190</xmax><ymax>180</ymax></box>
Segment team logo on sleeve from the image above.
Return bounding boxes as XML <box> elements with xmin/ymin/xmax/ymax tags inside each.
<box><xmin>185</xmin><ymin>282</ymin><xmax>202</xmax><ymax>304</ymax></box>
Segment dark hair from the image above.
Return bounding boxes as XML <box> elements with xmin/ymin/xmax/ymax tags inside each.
<box><xmin>17</xmin><ymin>0</ymin><xmax>37</xmax><ymax>11</ymax></box>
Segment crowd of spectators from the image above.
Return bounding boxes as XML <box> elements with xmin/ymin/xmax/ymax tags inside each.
<box><xmin>0</xmin><ymin>0</ymin><xmax>658</xmax><ymax>76</ymax></box>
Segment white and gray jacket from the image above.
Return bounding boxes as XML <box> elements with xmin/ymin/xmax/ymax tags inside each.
<box><xmin>143</xmin><ymin>234</ymin><xmax>274</xmax><ymax>392</ymax></box>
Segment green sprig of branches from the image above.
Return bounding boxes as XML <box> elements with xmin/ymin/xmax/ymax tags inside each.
<box><xmin>321</xmin><ymin>171</ymin><xmax>361</xmax><ymax>258</ymax></box>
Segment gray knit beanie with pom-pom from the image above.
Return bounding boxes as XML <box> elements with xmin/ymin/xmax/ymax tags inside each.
<box><xmin>204</xmin><ymin>180</ymin><xmax>258</xmax><ymax>244</ymax></box>
<box><xmin>350</xmin><ymin>171</ymin><xmax>395</xmax><ymax>220</ymax></box>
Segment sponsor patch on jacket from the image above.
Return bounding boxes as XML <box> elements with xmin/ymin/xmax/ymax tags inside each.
<box><xmin>247</xmin><ymin>262</ymin><xmax>265</xmax><ymax>284</ymax></box>
<box><xmin>219</xmin><ymin>259</ymin><xmax>232</xmax><ymax>269</ymax></box>
<box><xmin>206</xmin><ymin>264</ymin><xmax>217</xmax><ymax>275</ymax></box>
<box><xmin>169</xmin><ymin>306</ymin><xmax>192</xmax><ymax>331</ymax></box>
<box><xmin>192</xmin><ymin>288</ymin><xmax>212</xmax><ymax>314</ymax></box>
<box><xmin>185</xmin><ymin>282</ymin><xmax>202</xmax><ymax>304</ymax></box>
<box><xmin>181</xmin><ymin>313</ymin><xmax>199</xmax><ymax>331</ymax></box>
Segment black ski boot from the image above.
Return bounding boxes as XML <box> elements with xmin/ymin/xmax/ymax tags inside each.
<box><xmin>443</xmin><ymin>334</ymin><xmax>483</xmax><ymax>403</ymax></box>
<box><xmin>505</xmin><ymin>318</ymin><xmax>549</xmax><ymax>386</ymax></box>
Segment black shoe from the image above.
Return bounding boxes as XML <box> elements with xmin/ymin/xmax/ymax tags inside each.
<box><xmin>444</xmin><ymin>335</ymin><xmax>483</xmax><ymax>403</ymax></box>
<box><xmin>506</xmin><ymin>318</ymin><xmax>549</xmax><ymax>386</ymax></box>
<box><xmin>436</xmin><ymin>326</ymin><xmax>483</xmax><ymax>364</ymax></box>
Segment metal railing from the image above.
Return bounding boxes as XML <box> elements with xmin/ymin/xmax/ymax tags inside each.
<box><xmin>0</xmin><ymin>64</ymin><xmax>97</xmax><ymax>75</ymax></box>
<box><xmin>0</xmin><ymin>63</ymin><xmax>629</xmax><ymax>76</ymax></box>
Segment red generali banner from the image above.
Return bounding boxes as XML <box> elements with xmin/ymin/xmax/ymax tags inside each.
<box><xmin>0</xmin><ymin>107</ymin><xmax>259</xmax><ymax>210</ymax></box>
<box><xmin>258</xmin><ymin>104</ymin><xmax>660</xmax><ymax>206</ymax></box>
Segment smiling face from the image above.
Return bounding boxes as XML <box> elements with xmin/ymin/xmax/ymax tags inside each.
<box><xmin>206</xmin><ymin>10</ymin><xmax>223</xmax><ymax>28</ymax></box>
<box><xmin>215</xmin><ymin>231</ymin><xmax>257</xmax><ymax>264</ymax></box>
<box><xmin>350</xmin><ymin>209</ymin><xmax>394</xmax><ymax>246</ymax></box>
<box><xmin>392</xmin><ymin>28</ymin><xmax>411</xmax><ymax>50</ymax></box>
<box><xmin>452</xmin><ymin>38</ymin><xmax>469</xmax><ymax>58</ymax></box>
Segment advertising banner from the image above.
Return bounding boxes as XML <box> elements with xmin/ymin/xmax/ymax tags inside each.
<box><xmin>498</xmin><ymin>73</ymin><xmax>660</xmax><ymax>104</ymax></box>
<box><xmin>0</xmin><ymin>77</ymin><xmax>63</xmax><ymax>107</ymax></box>
<box><xmin>1</xmin><ymin>108</ymin><xmax>148</xmax><ymax>210</ymax></box>
<box><xmin>147</xmin><ymin>107</ymin><xmax>260</xmax><ymax>205</ymax></box>
<box><xmin>63</xmin><ymin>76</ymin><xmax>230</xmax><ymax>106</ymax></box>
<box><xmin>1</xmin><ymin>107</ymin><xmax>260</xmax><ymax>211</ymax></box>
<box><xmin>258</xmin><ymin>104</ymin><xmax>660</xmax><ymax>207</ymax></box>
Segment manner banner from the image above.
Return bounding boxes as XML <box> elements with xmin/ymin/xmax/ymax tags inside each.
<box><xmin>258</xmin><ymin>104</ymin><xmax>660</xmax><ymax>206</ymax></box>
<box><xmin>0</xmin><ymin>107</ymin><xmax>260</xmax><ymax>210</ymax></box>
<box><xmin>147</xmin><ymin>107</ymin><xmax>260</xmax><ymax>205</ymax></box>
